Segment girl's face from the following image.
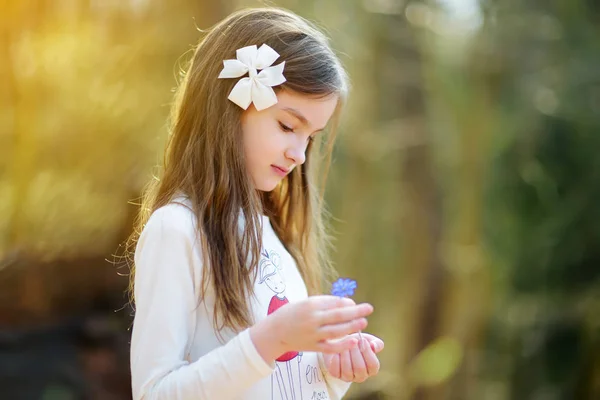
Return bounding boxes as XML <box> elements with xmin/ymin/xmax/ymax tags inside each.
<box><xmin>241</xmin><ymin>89</ymin><xmax>338</xmax><ymax>192</ymax></box>
<box><xmin>265</xmin><ymin>273</ymin><xmax>285</xmax><ymax>294</ymax></box>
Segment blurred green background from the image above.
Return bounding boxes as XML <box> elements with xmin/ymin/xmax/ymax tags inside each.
<box><xmin>1</xmin><ymin>0</ymin><xmax>600</xmax><ymax>399</ymax></box>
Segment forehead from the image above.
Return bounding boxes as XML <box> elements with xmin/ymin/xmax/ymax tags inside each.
<box><xmin>275</xmin><ymin>90</ymin><xmax>338</xmax><ymax>129</ymax></box>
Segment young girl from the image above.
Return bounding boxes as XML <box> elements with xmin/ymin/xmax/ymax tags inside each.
<box><xmin>128</xmin><ymin>7</ymin><xmax>384</xmax><ymax>400</ymax></box>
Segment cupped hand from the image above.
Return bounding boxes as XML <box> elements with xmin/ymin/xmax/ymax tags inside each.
<box><xmin>322</xmin><ymin>332</ymin><xmax>384</xmax><ymax>383</ymax></box>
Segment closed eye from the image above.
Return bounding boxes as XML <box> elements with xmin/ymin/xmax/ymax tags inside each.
<box><xmin>278</xmin><ymin>122</ymin><xmax>294</xmax><ymax>132</ymax></box>
<box><xmin>280</xmin><ymin>121</ymin><xmax>316</xmax><ymax>142</ymax></box>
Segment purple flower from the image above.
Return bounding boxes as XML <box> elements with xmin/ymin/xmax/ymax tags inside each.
<box><xmin>331</xmin><ymin>278</ymin><xmax>357</xmax><ymax>298</ymax></box>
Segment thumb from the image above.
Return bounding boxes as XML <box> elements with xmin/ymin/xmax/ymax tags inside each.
<box><xmin>359</xmin><ymin>332</ymin><xmax>385</xmax><ymax>353</ymax></box>
<box><xmin>370</xmin><ymin>339</ymin><xmax>385</xmax><ymax>353</ymax></box>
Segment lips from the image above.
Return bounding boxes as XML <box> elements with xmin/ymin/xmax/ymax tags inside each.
<box><xmin>273</xmin><ymin>165</ymin><xmax>289</xmax><ymax>173</ymax></box>
<box><xmin>271</xmin><ymin>165</ymin><xmax>290</xmax><ymax>177</ymax></box>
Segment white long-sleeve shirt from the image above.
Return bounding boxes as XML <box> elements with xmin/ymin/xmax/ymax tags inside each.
<box><xmin>130</xmin><ymin>198</ymin><xmax>352</xmax><ymax>399</ymax></box>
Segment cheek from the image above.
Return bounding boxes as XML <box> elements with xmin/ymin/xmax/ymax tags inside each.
<box><xmin>242</xmin><ymin>121</ymin><xmax>263</xmax><ymax>166</ymax></box>
<box><xmin>244</xmin><ymin>121</ymin><xmax>283</xmax><ymax>161</ymax></box>
<box><xmin>244</xmin><ymin>117</ymin><xmax>271</xmax><ymax>148</ymax></box>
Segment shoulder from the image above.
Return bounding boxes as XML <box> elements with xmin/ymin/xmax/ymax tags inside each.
<box><xmin>140</xmin><ymin>199</ymin><xmax>199</xmax><ymax>245</ymax></box>
<box><xmin>133</xmin><ymin>200</ymin><xmax>204</xmax><ymax>300</ymax></box>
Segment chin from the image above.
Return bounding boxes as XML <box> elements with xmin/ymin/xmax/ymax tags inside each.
<box><xmin>256</xmin><ymin>180</ymin><xmax>281</xmax><ymax>192</ymax></box>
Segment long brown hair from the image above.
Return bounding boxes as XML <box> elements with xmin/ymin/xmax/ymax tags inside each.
<box><xmin>126</xmin><ymin>7</ymin><xmax>349</xmax><ymax>335</ymax></box>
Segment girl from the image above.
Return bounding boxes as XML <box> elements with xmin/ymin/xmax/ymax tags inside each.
<box><xmin>128</xmin><ymin>7</ymin><xmax>384</xmax><ymax>400</ymax></box>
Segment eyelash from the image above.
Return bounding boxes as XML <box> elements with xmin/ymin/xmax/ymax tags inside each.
<box><xmin>279</xmin><ymin>122</ymin><xmax>294</xmax><ymax>132</ymax></box>
<box><xmin>279</xmin><ymin>122</ymin><xmax>315</xmax><ymax>142</ymax></box>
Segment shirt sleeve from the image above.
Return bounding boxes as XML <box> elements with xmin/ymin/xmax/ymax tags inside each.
<box><xmin>317</xmin><ymin>352</ymin><xmax>353</xmax><ymax>399</ymax></box>
<box><xmin>130</xmin><ymin>205</ymin><xmax>275</xmax><ymax>400</ymax></box>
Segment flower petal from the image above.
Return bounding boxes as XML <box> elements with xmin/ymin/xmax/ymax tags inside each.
<box><xmin>331</xmin><ymin>277</ymin><xmax>357</xmax><ymax>297</ymax></box>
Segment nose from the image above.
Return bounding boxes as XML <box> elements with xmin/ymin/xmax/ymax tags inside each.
<box><xmin>284</xmin><ymin>144</ymin><xmax>306</xmax><ymax>166</ymax></box>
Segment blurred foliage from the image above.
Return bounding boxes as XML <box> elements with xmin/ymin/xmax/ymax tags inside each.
<box><xmin>1</xmin><ymin>0</ymin><xmax>600</xmax><ymax>399</ymax></box>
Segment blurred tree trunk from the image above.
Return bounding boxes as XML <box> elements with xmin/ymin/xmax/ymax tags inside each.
<box><xmin>429</xmin><ymin>72</ymin><xmax>494</xmax><ymax>400</ymax></box>
<box><xmin>440</xmin><ymin>60</ymin><xmax>495</xmax><ymax>399</ymax></box>
<box><xmin>369</xmin><ymin>11</ymin><xmax>446</xmax><ymax>400</ymax></box>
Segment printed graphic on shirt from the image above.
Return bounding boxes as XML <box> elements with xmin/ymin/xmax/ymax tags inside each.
<box><xmin>259</xmin><ymin>249</ymin><xmax>330</xmax><ymax>400</ymax></box>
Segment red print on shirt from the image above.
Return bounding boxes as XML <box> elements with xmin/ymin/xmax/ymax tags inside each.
<box><xmin>268</xmin><ymin>295</ymin><xmax>300</xmax><ymax>362</ymax></box>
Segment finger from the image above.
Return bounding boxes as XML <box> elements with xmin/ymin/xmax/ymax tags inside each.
<box><xmin>340</xmin><ymin>347</ymin><xmax>353</xmax><ymax>381</ymax></box>
<box><xmin>310</xmin><ymin>295</ymin><xmax>356</xmax><ymax>310</ymax></box>
<box><xmin>360</xmin><ymin>332</ymin><xmax>383</xmax><ymax>343</ymax></box>
<box><xmin>350</xmin><ymin>341</ymin><xmax>368</xmax><ymax>382</ymax></box>
<box><xmin>358</xmin><ymin>332</ymin><xmax>385</xmax><ymax>353</ymax></box>
<box><xmin>358</xmin><ymin>332</ymin><xmax>379</xmax><ymax>341</ymax></box>
<box><xmin>317</xmin><ymin>336</ymin><xmax>358</xmax><ymax>354</ymax></box>
<box><xmin>370</xmin><ymin>338</ymin><xmax>385</xmax><ymax>353</ymax></box>
<box><xmin>317</xmin><ymin>318</ymin><xmax>369</xmax><ymax>340</ymax></box>
<box><xmin>318</xmin><ymin>303</ymin><xmax>374</xmax><ymax>326</ymax></box>
<box><xmin>328</xmin><ymin>353</ymin><xmax>341</xmax><ymax>379</ymax></box>
<box><xmin>361</xmin><ymin>341</ymin><xmax>381</xmax><ymax>376</ymax></box>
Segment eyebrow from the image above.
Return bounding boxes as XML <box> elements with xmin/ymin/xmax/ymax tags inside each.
<box><xmin>282</xmin><ymin>107</ymin><xmax>326</xmax><ymax>133</ymax></box>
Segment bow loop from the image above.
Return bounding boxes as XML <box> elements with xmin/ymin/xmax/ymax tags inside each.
<box><xmin>254</xmin><ymin>44</ymin><xmax>281</xmax><ymax>69</ymax></box>
<box><xmin>236</xmin><ymin>45</ymin><xmax>258</xmax><ymax>67</ymax></box>
<box><xmin>256</xmin><ymin>61</ymin><xmax>286</xmax><ymax>87</ymax></box>
<box><xmin>218</xmin><ymin>59</ymin><xmax>248</xmax><ymax>79</ymax></box>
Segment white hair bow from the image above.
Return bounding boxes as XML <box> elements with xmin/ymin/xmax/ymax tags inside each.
<box><xmin>218</xmin><ymin>44</ymin><xmax>286</xmax><ymax>111</ymax></box>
